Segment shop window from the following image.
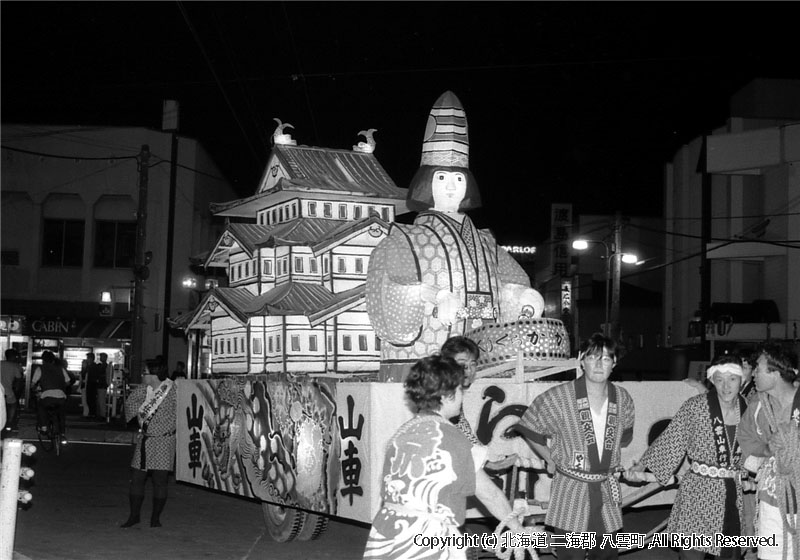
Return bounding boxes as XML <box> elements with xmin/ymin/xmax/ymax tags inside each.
<box><xmin>358</xmin><ymin>334</ymin><xmax>368</xmax><ymax>351</ymax></box>
<box><xmin>355</xmin><ymin>258</ymin><xmax>363</xmax><ymax>274</ymax></box>
<box><xmin>339</xmin><ymin>204</ymin><xmax>347</xmax><ymax>219</ymax></box>
<box><xmin>310</xmin><ymin>258</ymin><xmax>318</xmax><ymax>274</ymax></box>
<box><xmin>308</xmin><ymin>202</ymin><xmax>317</xmax><ymax>216</ymax></box>
<box><xmin>338</xmin><ymin>258</ymin><xmax>346</xmax><ymax>273</ymax></box>
<box><xmin>294</xmin><ymin>257</ymin><xmax>303</xmax><ymax>273</ymax></box>
<box><xmin>93</xmin><ymin>220</ymin><xmax>135</xmax><ymax>268</ymax></box>
<box><xmin>253</xmin><ymin>338</ymin><xmax>262</xmax><ymax>355</ymax></box>
<box><xmin>323</xmin><ymin>203</ymin><xmax>332</xmax><ymax>218</ymax></box>
<box><xmin>342</xmin><ymin>335</ymin><xmax>352</xmax><ymax>351</ymax></box>
<box><xmin>42</xmin><ymin>219</ymin><xmax>85</xmax><ymax>267</ymax></box>
<box><xmin>291</xmin><ymin>335</ymin><xmax>300</xmax><ymax>352</ymax></box>
<box><xmin>354</xmin><ymin>206</ymin><xmax>362</xmax><ymax>220</ymax></box>
<box><xmin>264</xmin><ymin>259</ymin><xmax>273</xmax><ymax>275</ymax></box>
<box><xmin>309</xmin><ymin>335</ymin><xmax>317</xmax><ymax>351</ymax></box>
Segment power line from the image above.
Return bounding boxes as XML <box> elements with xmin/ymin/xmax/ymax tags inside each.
<box><xmin>1</xmin><ymin>145</ymin><xmax>138</xmax><ymax>162</ymax></box>
<box><xmin>177</xmin><ymin>1</ymin><xmax>263</xmax><ymax>167</ymax></box>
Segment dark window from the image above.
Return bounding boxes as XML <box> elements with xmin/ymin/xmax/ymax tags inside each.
<box><xmin>354</xmin><ymin>206</ymin><xmax>362</xmax><ymax>220</ymax></box>
<box><xmin>42</xmin><ymin>219</ymin><xmax>85</xmax><ymax>267</ymax></box>
<box><xmin>94</xmin><ymin>221</ymin><xmax>136</xmax><ymax>269</ymax></box>
<box><xmin>309</xmin><ymin>335</ymin><xmax>318</xmax><ymax>351</ymax></box>
<box><xmin>323</xmin><ymin>203</ymin><xmax>332</xmax><ymax>218</ymax></box>
<box><xmin>291</xmin><ymin>335</ymin><xmax>300</xmax><ymax>351</ymax></box>
<box><xmin>358</xmin><ymin>334</ymin><xmax>368</xmax><ymax>351</ymax></box>
<box><xmin>342</xmin><ymin>335</ymin><xmax>352</xmax><ymax>351</ymax></box>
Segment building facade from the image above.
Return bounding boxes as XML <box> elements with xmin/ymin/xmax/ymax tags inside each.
<box><xmin>664</xmin><ymin>79</ymin><xmax>800</xmax><ymax>357</ymax></box>
<box><xmin>1</xmin><ymin>124</ymin><xmax>237</xmax><ymax>392</ymax></box>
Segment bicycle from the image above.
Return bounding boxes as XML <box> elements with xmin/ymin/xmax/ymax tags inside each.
<box><xmin>36</xmin><ymin>398</ymin><xmax>66</xmax><ymax>456</ymax></box>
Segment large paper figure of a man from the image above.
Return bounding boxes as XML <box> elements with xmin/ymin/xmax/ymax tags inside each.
<box><xmin>366</xmin><ymin>91</ymin><xmax>544</xmax><ymax>381</ymax></box>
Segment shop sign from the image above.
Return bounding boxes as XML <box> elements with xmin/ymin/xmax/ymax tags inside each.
<box><xmin>29</xmin><ymin>317</ymin><xmax>78</xmax><ymax>336</ymax></box>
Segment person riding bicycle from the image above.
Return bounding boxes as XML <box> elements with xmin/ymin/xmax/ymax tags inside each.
<box><xmin>32</xmin><ymin>350</ymin><xmax>72</xmax><ymax>443</ymax></box>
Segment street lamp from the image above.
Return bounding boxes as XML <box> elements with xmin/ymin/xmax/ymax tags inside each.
<box><xmin>572</xmin><ymin>239</ymin><xmax>639</xmax><ymax>340</ymax></box>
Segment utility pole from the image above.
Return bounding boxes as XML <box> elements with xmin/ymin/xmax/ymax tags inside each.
<box><xmin>131</xmin><ymin>145</ymin><xmax>150</xmax><ymax>385</ymax></box>
<box><xmin>161</xmin><ymin>100</ymin><xmax>180</xmax><ymax>369</ymax></box>
<box><xmin>609</xmin><ymin>211</ymin><xmax>623</xmax><ymax>342</ymax></box>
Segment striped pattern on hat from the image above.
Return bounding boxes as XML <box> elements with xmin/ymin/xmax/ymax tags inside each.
<box><xmin>420</xmin><ymin>91</ymin><xmax>469</xmax><ymax>168</ymax></box>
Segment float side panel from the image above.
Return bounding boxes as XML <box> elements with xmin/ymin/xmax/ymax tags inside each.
<box><xmin>176</xmin><ymin>376</ymin><xmax>339</xmax><ymax>514</ymax></box>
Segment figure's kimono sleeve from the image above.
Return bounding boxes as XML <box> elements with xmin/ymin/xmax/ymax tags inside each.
<box><xmin>479</xmin><ymin>229</ymin><xmax>530</xmax><ymax>287</ymax></box>
<box><xmin>737</xmin><ymin>400</ymin><xmax>770</xmax><ymax>460</ymax></box>
<box><xmin>365</xmin><ymin>226</ymin><xmax>427</xmax><ymax>345</ymax></box>
<box><xmin>640</xmin><ymin>397</ymin><xmax>692</xmax><ymax>485</ymax></box>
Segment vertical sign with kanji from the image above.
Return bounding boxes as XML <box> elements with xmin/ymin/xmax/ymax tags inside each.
<box><xmin>551</xmin><ymin>203</ymin><xmax>573</xmax><ymax>278</ymax></box>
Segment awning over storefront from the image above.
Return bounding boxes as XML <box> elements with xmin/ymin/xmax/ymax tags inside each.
<box><xmin>22</xmin><ymin>317</ymin><xmax>131</xmax><ymax>346</ymax></box>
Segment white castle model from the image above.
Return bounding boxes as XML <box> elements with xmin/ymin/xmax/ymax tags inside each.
<box><xmin>182</xmin><ymin>124</ymin><xmax>408</xmax><ymax>375</ymax></box>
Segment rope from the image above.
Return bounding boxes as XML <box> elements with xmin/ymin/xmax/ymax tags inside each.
<box><xmin>491</xmin><ymin>503</ymin><xmax>539</xmax><ymax>560</ymax></box>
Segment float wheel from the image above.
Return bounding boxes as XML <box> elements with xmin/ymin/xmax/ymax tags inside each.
<box><xmin>262</xmin><ymin>503</ymin><xmax>307</xmax><ymax>542</ymax></box>
<box><xmin>295</xmin><ymin>512</ymin><xmax>329</xmax><ymax>541</ymax></box>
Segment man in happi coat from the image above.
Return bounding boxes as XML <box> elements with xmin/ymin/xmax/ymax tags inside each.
<box><xmin>630</xmin><ymin>355</ymin><xmax>749</xmax><ymax>559</ymax></box>
<box><xmin>365</xmin><ymin>91</ymin><xmax>544</xmax><ymax>381</ymax></box>
<box><xmin>515</xmin><ymin>334</ymin><xmax>635</xmax><ymax>560</ymax></box>
<box><xmin>738</xmin><ymin>344</ymin><xmax>800</xmax><ymax>560</ymax></box>
<box><xmin>120</xmin><ymin>367</ymin><xmax>177</xmax><ymax>528</ymax></box>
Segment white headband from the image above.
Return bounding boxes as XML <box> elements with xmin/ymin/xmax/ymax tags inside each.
<box><xmin>707</xmin><ymin>363</ymin><xmax>744</xmax><ymax>380</ymax></box>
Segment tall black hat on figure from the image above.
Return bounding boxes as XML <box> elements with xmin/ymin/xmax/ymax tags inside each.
<box><xmin>407</xmin><ymin>91</ymin><xmax>482</xmax><ymax>212</ymax></box>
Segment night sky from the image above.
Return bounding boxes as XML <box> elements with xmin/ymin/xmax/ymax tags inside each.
<box><xmin>3</xmin><ymin>2</ymin><xmax>799</xmax><ymax>243</ymax></box>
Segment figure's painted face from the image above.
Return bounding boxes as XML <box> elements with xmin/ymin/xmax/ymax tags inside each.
<box><xmin>432</xmin><ymin>171</ymin><xmax>467</xmax><ymax>213</ymax></box>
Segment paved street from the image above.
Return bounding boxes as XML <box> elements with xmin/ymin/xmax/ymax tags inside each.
<box><xmin>4</xmin><ymin>407</ymin><xmax>682</xmax><ymax>560</ymax></box>
<box><xmin>6</xmin><ymin>437</ymin><xmax>682</xmax><ymax>559</ymax></box>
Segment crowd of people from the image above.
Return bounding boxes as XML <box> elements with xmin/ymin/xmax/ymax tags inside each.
<box><xmin>364</xmin><ymin>335</ymin><xmax>800</xmax><ymax>560</ymax></box>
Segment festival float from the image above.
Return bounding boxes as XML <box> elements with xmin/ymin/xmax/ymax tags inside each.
<box><xmin>173</xmin><ymin>92</ymin><xmax>699</xmax><ymax>546</ymax></box>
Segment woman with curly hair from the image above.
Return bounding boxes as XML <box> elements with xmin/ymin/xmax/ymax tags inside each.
<box><xmin>363</xmin><ymin>354</ymin><xmax>522</xmax><ymax>559</ymax></box>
